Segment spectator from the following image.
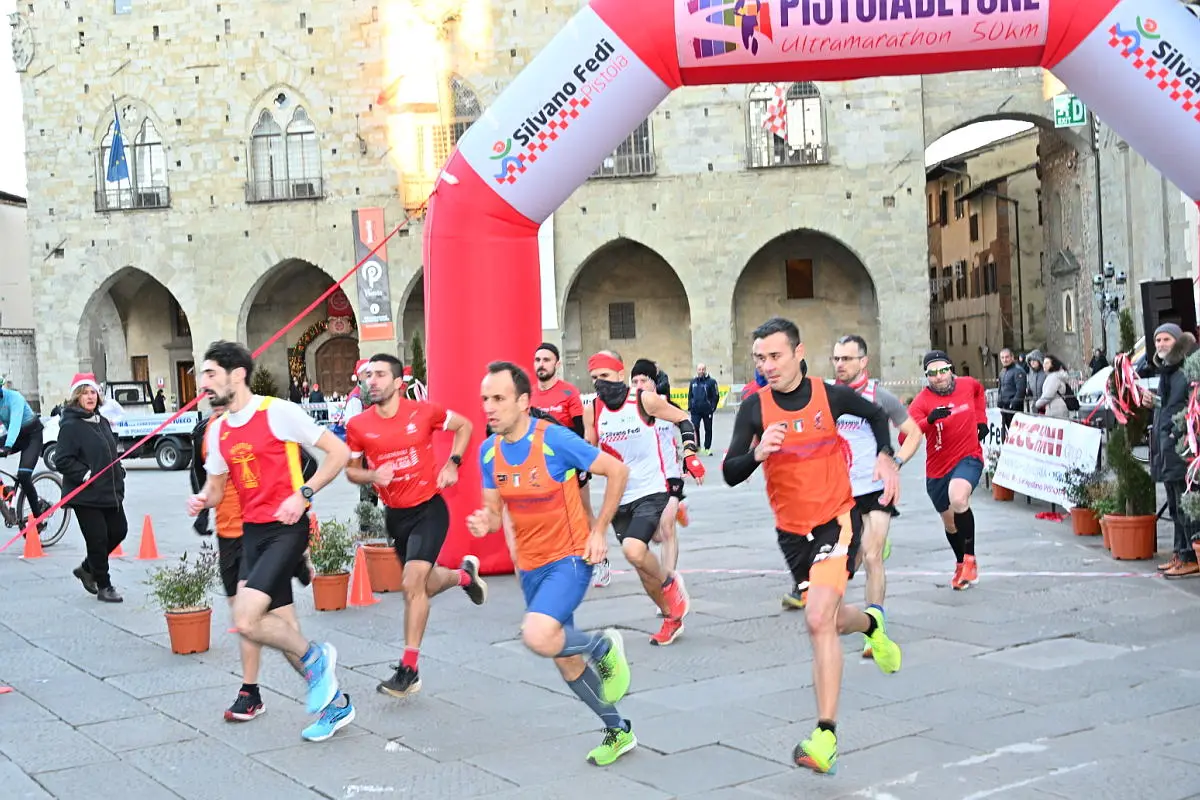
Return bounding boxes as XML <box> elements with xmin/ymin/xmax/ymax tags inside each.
<box><xmin>1088</xmin><ymin>348</ymin><xmax>1109</xmax><ymax>376</ymax></box>
<box><xmin>1033</xmin><ymin>355</ymin><xmax>1071</xmax><ymax>418</ymax></box>
<box><xmin>996</xmin><ymin>348</ymin><xmax>1027</xmax><ymax>434</ymax></box>
<box><xmin>687</xmin><ymin>363</ymin><xmax>719</xmax><ymax>455</ymax></box>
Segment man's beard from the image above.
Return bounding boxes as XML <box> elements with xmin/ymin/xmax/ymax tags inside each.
<box><xmin>370</xmin><ymin>385</ymin><xmax>397</xmax><ymax>404</ymax></box>
<box><xmin>535</xmin><ymin>369</ymin><xmax>553</xmax><ymax>382</ymax></box>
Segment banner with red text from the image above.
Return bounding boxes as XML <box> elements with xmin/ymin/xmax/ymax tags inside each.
<box><xmin>992</xmin><ymin>413</ymin><xmax>1103</xmax><ymax>507</ymax></box>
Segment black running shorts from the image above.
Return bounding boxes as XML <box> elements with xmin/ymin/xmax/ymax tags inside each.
<box><xmin>854</xmin><ymin>490</ymin><xmax>899</xmax><ymax>518</ymax></box>
<box><xmin>240</xmin><ymin>518</ymin><xmax>310</xmax><ymax>611</ymax></box>
<box><xmin>217</xmin><ymin>535</ymin><xmax>243</xmax><ymax>599</ymax></box>
<box><xmin>776</xmin><ymin>507</ymin><xmax>864</xmax><ymax>596</ymax></box>
<box><xmin>385</xmin><ymin>494</ymin><xmax>450</xmax><ymax>565</ymax></box>
<box><xmin>612</xmin><ymin>492</ymin><xmax>670</xmax><ymax>544</ymax></box>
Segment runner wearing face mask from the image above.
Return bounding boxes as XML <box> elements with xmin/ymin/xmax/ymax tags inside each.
<box><xmin>583</xmin><ymin>351</ymin><xmax>705</xmax><ymax>646</ymax></box>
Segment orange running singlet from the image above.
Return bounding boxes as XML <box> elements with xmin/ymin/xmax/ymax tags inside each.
<box><xmin>491</xmin><ymin>420</ymin><xmax>591</xmax><ymax>572</ymax></box>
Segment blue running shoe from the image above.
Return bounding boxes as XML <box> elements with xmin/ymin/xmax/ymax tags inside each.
<box><xmin>302</xmin><ymin>694</ymin><xmax>356</xmax><ymax>742</ymax></box>
<box><xmin>302</xmin><ymin>642</ymin><xmax>339</xmax><ymax>714</ymax></box>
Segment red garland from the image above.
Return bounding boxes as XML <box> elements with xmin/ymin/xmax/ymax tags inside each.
<box><xmin>1103</xmin><ymin>353</ymin><xmax>1142</xmax><ymax>425</ymax></box>
<box><xmin>1185</xmin><ymin>384</ymin><xmax>1200</xmax><ymax>492</ymax></box>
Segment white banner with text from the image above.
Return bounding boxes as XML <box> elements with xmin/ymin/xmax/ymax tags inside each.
<box><xmin>992</xmin><ymin>413</ymin><xmax>1103</xmax><ymax>507</ymax></box>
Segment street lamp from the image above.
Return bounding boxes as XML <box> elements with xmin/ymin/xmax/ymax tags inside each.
<box><xmin>1092</xmin><ymin>261</ymin><xmax>1126</xmax><ymax>353</ymax></box>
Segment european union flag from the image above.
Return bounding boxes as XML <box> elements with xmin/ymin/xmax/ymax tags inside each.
<box><xmin>106</xmin><ymin>110</ymin><xmax>129</xmax><ymax>183</ymax></box>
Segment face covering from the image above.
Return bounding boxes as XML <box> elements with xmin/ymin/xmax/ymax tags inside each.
<box><xmin>593</xmin><ymin>379</ymin><xmax>628</xmax><ymax>411</ymax></box>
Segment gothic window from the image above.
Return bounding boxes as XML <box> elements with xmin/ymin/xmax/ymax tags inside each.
<box><xmin>95</xmin><ymin>103</ymin><xmax>169</xmax><ymax>212</ymax></box>
<box><xmin>404</xmin><ymin>76</ymin><xmax>482</xmax><ymax>210</ymax></box>
<box><xmin>1062</xmin><ymin>290</ymin><xmax>1076</xmax><ymax>333</ymax></box>
<box><xmin>593</xmin><ymin>119</ymin><xmax>655</xmax><ymax>179</ymax></box>
<box><xmin>746</xmin><ymin>82</ymin><xmax>827</xmax><ymax>169</ymax></box>
<box><xmin>430</xmin><ymin>75</ymin><xmax>482</xmax><ymax>169</ymax></box>
<box><xmin>247</xmin><ymin>95</ymin><xmax>324</xmax><ymax>203</ymax></box>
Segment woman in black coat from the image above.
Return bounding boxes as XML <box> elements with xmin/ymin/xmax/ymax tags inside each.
<box><xmin>53</xmin><ymin>373</ymin><xmax>128</xmax><ymax>603</ymax></box>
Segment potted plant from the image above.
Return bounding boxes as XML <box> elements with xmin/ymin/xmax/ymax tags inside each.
<box><xmin>984</xmin><ymin>437</ymin><xmax>1013</xmax><ymax>501</ymax></box>
<box><xmin>146</xmin><ymin>544</ymin><xmax>219</xmax><ymax>655</ymax></box>
<box><xmin>310</xmin><ymin>517</ymin><xmax>355</xmax><ymax>611</ymax></box>
<box><xmin>1091</xmin><ymin>482</ymin><xmax>1119</xmax><ymax>550</ymax></box>
<box><xmin>1062</xmin><ymin>466</ymin><xmax>1102</xmax><ymax>536</ymax></box>
<box><xmin>1104</xmin><ymin>309</ymin><xmax>1158</xmax><ymax>560</ymax></box>
<box><xmin>355</xmin><ymin>501</ymin><xmax>402</xmax><ymax>592</ymax></box>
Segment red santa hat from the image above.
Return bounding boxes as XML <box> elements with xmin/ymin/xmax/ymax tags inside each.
<box><xmin>354</xmin><ymin>359</ymin><xmax>369</xmax><ymax>376</ymax></box>
<box><xmin>70</xmin><ymin>372</ymin><xmax>100</xmax><ymax>394</ymax></box>
<box><xmin>402</xmin><ymin>366</ymin><xmax>414</xmax><ymax>382</ymax></box>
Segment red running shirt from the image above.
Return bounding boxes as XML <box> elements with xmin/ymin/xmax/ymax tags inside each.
<box><xmin>529</xmin><ymin>379</ymin><xmax>584</xmax><ymax>429</ymax></box>
<box><xmin>215</xmin><ymin>398</ymin><xmax>306</xmax><ymax>525</ymax></box>
<box><xmin>346</xmin><ymin>399</ymin><xmax>450</xmax><ymax>509</ymax></box>
<box><xmin>907</xmin><ymin>377</ymin><xmax>987</xmax><ymax>479</ymax></box>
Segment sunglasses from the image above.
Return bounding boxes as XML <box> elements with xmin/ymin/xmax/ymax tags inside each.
<box><xmin>925</xmin><ymin>366</ymin><xmax>953</xmax><ymax>377</ymax></box>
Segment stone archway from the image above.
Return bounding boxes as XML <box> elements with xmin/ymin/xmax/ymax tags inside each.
<box><xmin>732</xmin><ymin>230</ymin><xmax>878</xmax><ymax>384</ymax></box>
<box><xmin>76</xmin><ymin>266</ymin><xmax>194</xmax><ymax>409</ymax></box>
<box><xmin>397</xmin><ymin>272</ymin><xmax>426</xmax><ymax>366</ymax></box>
<box><xmin>239</xmin><ymin>258</ymin><xmax>357</xmax><ymax>390</ymax></box>
<box><xmin>561</xmin><ymin>238</ymin><xmax>692</xmax><ymax>389</ymax></box>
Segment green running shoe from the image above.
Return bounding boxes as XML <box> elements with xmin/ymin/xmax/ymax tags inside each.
<box><xmin>882</xmin><ymin>535</ymin><xmax>892</xmax><ymax>562</ymax></box>
<box><xmin>594</xmin><ymin>629</ymin><xmax>631</xmax><ymax>705</ymax></box>
<box><xmin>587</xmin><ymin>723</ymin><xmax>637</xmax><ymax>766</ymax></box>
<box><xmin>864</xmin><ymin>606</ymin><xmax>902</xmax><ymax>674</ymax></box>
<box><xmin>793</xmin><ymin>727</ymin><xmax>837</xmax><ymax>774</ymax></box>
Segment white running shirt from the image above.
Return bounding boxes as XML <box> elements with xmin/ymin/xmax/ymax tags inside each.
<box><xmin>595</xmin><ymin>391</ymin><xmax>668</xmax><ymax>504</ymax></box>
<box><xmin>656</xmin><ymin>419</ymin><xmax>682</xmax><ymax>480</ymax></box>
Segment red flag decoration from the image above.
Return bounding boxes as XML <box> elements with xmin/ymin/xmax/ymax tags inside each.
<box><xmin>762</xmin><ymin>84</ymin><xmax>788</xmax><ymax>136</ymax></box>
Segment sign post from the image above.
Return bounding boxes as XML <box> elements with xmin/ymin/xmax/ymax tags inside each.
<box><xmin>1053</xmin><ymin>94</ymin><xmax>1088</xmax><ymax>128</ymax></box>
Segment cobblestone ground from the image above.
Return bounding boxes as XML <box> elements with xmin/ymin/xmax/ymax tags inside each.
<box><xmin>2</xmin><ymin>412</ymin><xmax>1199</xmax><ymax>799</ymax></box>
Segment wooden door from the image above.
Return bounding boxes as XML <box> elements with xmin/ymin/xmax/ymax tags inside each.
<box><xmin>315</xmin><ymin>337</ymin><xmax>359</xmax><ymax>396</ymax></box>
<box><xmin>131</xmin><ymin>355</ymin><xmax>149</xmax><ymax>384</ymax></box>
<box><xmin>176</xmin><ymin>361</ymin><xmax>196</xmax><ymax>408</ymax></box>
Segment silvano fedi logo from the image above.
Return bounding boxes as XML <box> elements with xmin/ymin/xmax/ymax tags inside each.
<box><xmin>1109</xmin><ymin>16</ymin><xmax>1200</xmax><ymax>122</ymax></box>
<box><xmin>490</xmin><ymin>38</ymin><xmax>630</xmax><ymax>185</ymax></box>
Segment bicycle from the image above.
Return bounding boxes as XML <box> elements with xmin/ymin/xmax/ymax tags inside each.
<box><xmin>0</xmin><ymin>469</ymin><xmax>72</xmax><ymax>547</ymax></box>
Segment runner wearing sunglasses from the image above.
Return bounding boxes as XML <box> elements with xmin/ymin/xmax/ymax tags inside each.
<box><xmin>906</xmin><ymin>351</ymin><xmax>988</xmax><ymax>591</ymax></box>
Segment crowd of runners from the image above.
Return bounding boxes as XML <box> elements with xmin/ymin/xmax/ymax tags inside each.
<box><xmin>156</xmin><ymin>314</ymin><xmax>989</xmax><ymax>772</ymax></box>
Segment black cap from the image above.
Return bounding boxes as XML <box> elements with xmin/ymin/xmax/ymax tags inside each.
<box><xmin>630</xmin><ymin>358</ymin><xmax>658</xmax><ymax>381</ymax></box>
<box><xmin>923</xmin><ymin>350</ymin><xmax>952</xmax><ymax>370</ymax></box>
<box><xmin>535</xmin><ymin>342</ymin><xmax>560</xmax><ymax>360</ymax></box>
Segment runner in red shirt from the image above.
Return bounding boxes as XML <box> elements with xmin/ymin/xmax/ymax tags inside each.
<box><xmin>907</xmin><ymin>350</ymin><xmax>989</xmax><ymax>591</ymax></box>
<box><xmin>187</xmin><ymin>340</ymin><xmax>352</xmax><ymax>743</ymax></box>
<box><xmin>345</xmin><ymin>353</ymin><xmax>487</xmax><ymax>699</ymax></box>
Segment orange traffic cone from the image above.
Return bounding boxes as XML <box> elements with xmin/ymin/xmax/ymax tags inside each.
<box><xmin>348</xmin><ymin>546</ymin><xmax>378</xmax><ymax>607</ymax></box>
<box><xmin>137</xmin><ymin>515</ymin><xmax>160</xmax><ymax>560</ymax></box>
<box><xmin>0</xmin><ymin>686</ymin><xmax>12</xmax><ymax>694</ymax></box>
<box><xmin>111</xmin><ymin>542</ymin><xmax>125</xmax><ymax>557</ymax></box>
<box><xmin>20</xmin><ymin>515</ymin><xmax>45</xmax><ymax>560</ymax></box>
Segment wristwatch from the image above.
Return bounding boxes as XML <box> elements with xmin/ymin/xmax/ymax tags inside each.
<box><xmin>299</xmin><ymin>485</ymin><xmax>315</xmax><ymax>501</ymax></box>
<box><xmin>448</xmin><ymin>454</ymin><xmax>463</xmax><ymax>467</ymax></box>
<box><xmin>894</xmin><ymin>456</ymin><xmax>906</xmax><ymax>469</ymax></box>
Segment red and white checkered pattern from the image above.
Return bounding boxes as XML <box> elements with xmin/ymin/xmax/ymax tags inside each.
<box><xmin>1108</xmin><ymin>24</ymin><xmax>1200</xmax><ymax>122</ymax></box>
<box><xmin>495</xmin><ymin>97</ymin><xmax>593</xmax><ymax>185</ymax></box>
<box><xmin>762</xmin><ymin>83</ymin><xmax>788</xmax><ymax>136</ymax></box>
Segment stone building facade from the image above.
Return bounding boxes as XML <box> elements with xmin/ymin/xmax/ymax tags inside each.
<box><xmin>11</xmin><ymin>1</ymin><xmax>1198</xmax><ymax>408</ymax></box>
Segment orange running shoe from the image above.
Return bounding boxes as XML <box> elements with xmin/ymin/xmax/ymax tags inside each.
<box><xmin>676</xmin><ymin>502</ymin><xmax>690</xmax><ymax>527</ymax></box>
<box><xmin>951</xmin><ymin>561</ymin><xmax>969</xmax><ymax>591</ymax></box>
<box><xmin>962</xmin><ymin>555</ymin><xmax>978</xmax><ymax>585</ymax></box>
<box><xmin>650</xmin><ymin>617</ymin><xmax>684</xmax><ymax>646</ymax></box>
<box><xmin>664</xmin><ymin>576</ymin><xmax>691</xmax><ymax>620</ymax></box>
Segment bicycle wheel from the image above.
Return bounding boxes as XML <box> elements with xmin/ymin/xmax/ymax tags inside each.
<box><xmin>16</xmin><ymin>472</ymin><xmax>71</xmax><ymax>548</ymax></box>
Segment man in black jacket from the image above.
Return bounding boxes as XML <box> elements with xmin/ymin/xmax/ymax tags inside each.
<box><xmin>996</xmin><ymin>348</ymin><xmax>1027</xmax><ymax>437</ymax></box>
<box><xmin>1137</xmin><ymin>323</ymin><xmax>1200</xmax><ymax>579</ymax></box>
<box><xmin>687</xmin><ymin>364</ymin><xmax>720</xmax><ymax>455</ymax></box>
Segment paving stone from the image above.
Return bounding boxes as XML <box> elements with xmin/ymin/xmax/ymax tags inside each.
<box><xmin>870</xmin><ymin>685</ymin><xmax>1034</xmax><ymax>727</ymax></box>
<box><xmin>34</xmin><ymin>760</ymin><xmax>179</xmax><ymax>800</ymax></box>
<box><xmin>0</xmin><ymin>720</ymin><xmax>117</xmax><ymax>774</ymax></box>
<box><xmin>0</xmin><ymin>761</ymin><xmax>54</xmax><ymax>799</ymax></box>
<box><xmin>978</xmin><ymin>637</ymin><xmax>1136</xmax><ymax>670</ymax></box>
<box><xmin>36</xmin><ymin>634</ymin><xmax>182</xmax><ymax>679</ymax></box>
<box><xmin>122</xmin><ymin>739</ymin><xmax>325</xmax><ymax>800</ymax></box>
<box><xmin>616</xmin><ymin>743</ymin><xmax>788</xmax><ymax>796</ymax></box>
<box><xmin>0</xmin><ymin>688</ymin><xmax>57</xmax><ymax>724</ymax></box>
<box><xmin>78</xmin><ymin>713</ymin><xmax>202</xmax><ymax>752</ymax></box>
<box><xmin>482</xmin><ymin>772</ymin><xmax>671</xmax><ymax>800</ymax></box>
<box><xmin>721</xmin><ymin>710</ymin><xmax>931</xmax><ymax>764</ymax></box>
<box><xmin>9</xmin><ymin>667</ymin><xmax>150</xmax><ymax>726</ymax></box>
<box><xmin>104</xmin><ymin>662</ymin><xmax>241</xmax><ymax>699</ymax></box>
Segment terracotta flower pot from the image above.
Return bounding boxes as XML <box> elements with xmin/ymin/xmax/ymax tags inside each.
<box><xmin>1106</xmin><ymin>514</ymin><xmax>1158</xmax><ymax>560</ymax></box>
<box><xmin>992</xmin><ymin>482</ymin><xmax>1014</xmax><ymax>501</ymax></box>
<box><xmin>312</xmin><ymin>573</ymin><xmax>350</xmax><ymax>611</ymax></box>
<box><xmin>165</xmin><ymin>607</ymin><xmax>212</xmax><ymax>655</ymax></box>
<box><xmin>1070</xmin><ymin>507</ymin><xmax>1101</xmax><ymax>536</ymax></box>
<box><xmin>363</xmin><ymin>543</ymin><xmax>403</xmax><ymax>593</ymax></box>
<box><xmin>1100</xmin><ymin>517</ymin><xmax>1111</xmax><ymax>550</ymax></box>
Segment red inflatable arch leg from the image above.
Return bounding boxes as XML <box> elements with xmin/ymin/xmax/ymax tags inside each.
<box><xmin>427</xmin><ymin>0</ymin><xmax>1200</xmax><ymax>575</ymax></box>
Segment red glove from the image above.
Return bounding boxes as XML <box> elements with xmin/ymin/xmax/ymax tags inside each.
<box><xmin>684</xmin><ymin>453</ymin><xmax>705</xmax><ymax>481</ymax></box>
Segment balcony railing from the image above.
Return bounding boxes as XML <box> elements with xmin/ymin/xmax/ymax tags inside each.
<box><xmin>747</xmin><ymin>141</ymin><xmax>828</xmax><ymax>170</ymax></box>
<box><xmin>94</xmin><ymin>186</ymin><xmax>171</xmax><ymax>212</ymax></box>
<box><xmin>245</xmin><ymin>177</ymin><xmax>325</xmax><ymax>204</ymax></box>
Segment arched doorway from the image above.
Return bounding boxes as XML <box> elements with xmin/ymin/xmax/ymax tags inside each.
<box><xmin>77</xmin><ymin>266</ymin><xmax>194</xmax><ymax>409</ymax></box>
<box><xmin>240</xmin><ymin>259</ymin><xmax>357</xmax><ymax>393</ymax></box>
<box><xmin>562</xmin><ymin>239</ymin><xmax>692</xmax><ymax>389</ymax></box>
<box><xmin>314</xmin><ymin>337</ymin><xmax>360</xmax><ymax>395</ymax></box>
<box><xmin>732</xmin><ymin>231</ymin><xmax>878</xmax><ymax>383</ymax></box>
<box><xmin>399</xmin><ymin>274</ymin><xmax>426</xmax><ymax>367</ymax></box>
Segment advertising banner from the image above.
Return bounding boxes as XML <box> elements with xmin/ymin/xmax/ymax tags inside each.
<box><xmin>455</xmin><ymin>6</ymin><xmax>671</xmax><ymax>224</ymax></box>
<box><xmin>992</xmin><ymin>413</ymin><xmax>1103</xmax><ymax>507</ymax></box>
<box><xmin>352</xmin><ymin>208</ymin><xmax>396</xmax><ymax>342</ymax></box>
<box><xmin>676</xmin><ymin>0</ymin><xmax>1049</xmax><ymax>68</ymax></box>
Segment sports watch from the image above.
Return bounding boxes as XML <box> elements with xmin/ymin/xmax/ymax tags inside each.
<box><xmin>448</xmin><ymin>454</ymin><xmax>463</xmax><ymax>467</ymax></box>
<box><xmin>299</xmin><ymin>485</ymin><xmax>315</xmax><ymax>501</ymax></box>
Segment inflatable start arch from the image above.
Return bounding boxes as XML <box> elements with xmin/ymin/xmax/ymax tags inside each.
<box><xmin>429</xmin><ymin>0</ymin><xmax>1200</xmax><ymax>574</ymax></box>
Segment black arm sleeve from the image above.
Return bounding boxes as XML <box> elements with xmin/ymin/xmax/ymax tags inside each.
<box><xmin>827</xmin><ymin>383</ymin><xmax>892</xmax><ymax>454</ymax></box>
<box><xmin>570</xmin><ymin>414</ymin><xmax>585</xmax><ymax>439</ymax></box>
<box><xmin>722</xmin><ymin>393</ymin><xmax>764</xmax><ymax>486</ymax></box>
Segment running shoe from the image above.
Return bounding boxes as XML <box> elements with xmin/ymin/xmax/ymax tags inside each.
<box><xmin>377</xmin><ymin>664</ymin><xmax>422</xmax><ymax>698</ymax></box>
<box><xmin>586</xmin><ymin>722</ymin><xmax>637</xmax><ymax>766</ymax></box>
<box><xmin>664</xmin><ymin>575</ymin><xmax>690</xmax><ymax>620</ymax></box>
<box><xmin>793</xmin><ymin>727</ymin><xmax>837</xmax><ymax>774</ymax></box>
<box><xmin>460</xmin><ymin>555</ymin><xmax>488</xmax><ymax>605</ymax></box>
<box><xmin>592</xmin><ymin>559</ymin><xmax>612</xmax><ymax>588</ymax></box>
<box><xmin>782</xmin><ymin>584</ymin><xmax>807</xmax><ymax>610</ymax></box>
<box><xmin>594</xmin><ymin>629</ymin><xmax>630</xmax><ymax>704</ymax></box>
<box><xmin>302</xmin><ymin>642</ymin><xmax>339</xmax><ymax>714</ymax></box>
<box><xmin>302</xmin><ymin>694</ymin><xmax>356</xmax><ymax>742</ymax></box>
<box><xmin>862</xmin><ymin>637</ymin><xmax>873</xmax><ymax>660</ymax></box>
<box><xmin>882</xmin><ymin>535</ymin><xmax>892</xmax><ymax>562</ymax></box>
<box><xmin>961</xmin><ymin>554</ymin><xmax>978</xmax><ymax>585</ymax></box>
<box><xmin>951</xmin><ymin>561</ymin><xmax>969</xmax><ymax>591</ymax></box>
<box><xmin>224</xmin><ymin>690</ymin><xmax>265</xmax><ymax>722</ymax></box>
<box><xmin>649</xmin><ymin>617</ymin><xmax>684</xmax><ymax>646</ymax></box>
<box><xmin>676</xmin><ymin>502</ymin><xmax>690</xmax><ymax>527</ymax></box>
<box><xmin>864</xmin><ymin>607</ymin><xmax>901</xmax><ymax>674</ymax></box>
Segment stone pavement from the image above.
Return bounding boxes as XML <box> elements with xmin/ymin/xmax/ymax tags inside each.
<box><xmin>2</xmin><ymin>411</ymin><xmax>1200</xmax><ymax>800</ymax></box>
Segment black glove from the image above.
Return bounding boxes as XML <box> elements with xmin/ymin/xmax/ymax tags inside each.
<box><xmin>577</xmin><ymin>471</ymin><xmax>592</xmax><ymax>487</ymax></box>
<box><xmin>926</xmin><ymin>407</ymin><xmax>952</xmax><ymax>425</ymax></box>
<box><xmin>978</xmin><ymin>423</ymin><xmax>989</xmax><ymax>442</ymax></box>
